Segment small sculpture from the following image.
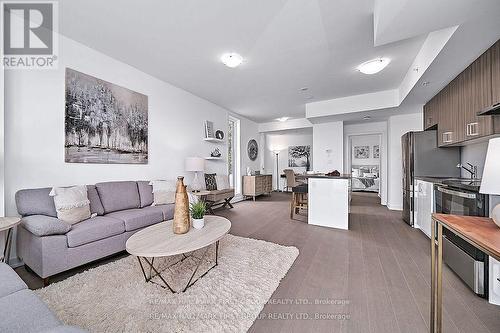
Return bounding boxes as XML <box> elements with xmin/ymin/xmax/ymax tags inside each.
<box><xmin>211</xmin><ymin>148</ymin><xmax>221</xmax><ymax>158</ymax></box>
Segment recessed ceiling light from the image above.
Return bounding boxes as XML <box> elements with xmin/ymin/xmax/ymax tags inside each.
<box><xmin>220</xmin><ymin>53</ymin><xmax>243</xmax><ymax>68</ymax></box>
<box><xmin>422</xmin><ymin>81</ymin><xmax>430</xmax><ymax>86</ymax></box>
<box><xmin>299</xmin><ymin>87</ymin><xmax>309</xmax><ymax>91</ymax></box>
<box><xmin>357</xmin><ymin>58</ymin><xmax>390</xmax><ymax>75</ymax></box>
<box><xmin>363</xmin><ymin>115</ymin><xmax>371</xmax><ymax>121</ymax></box>
<box><xmin>276</xmin><ymin>117</ymin><xmax>290</xmax><ymax>122</ymax></box>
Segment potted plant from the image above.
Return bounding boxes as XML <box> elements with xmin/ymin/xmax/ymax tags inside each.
<box><xmin>190</xmin><ymin>201</ymin><xmax>206</xmax><ymax>229</ymax></box>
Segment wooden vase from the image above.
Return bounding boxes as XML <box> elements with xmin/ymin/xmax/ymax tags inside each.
<box><xmin>173</xmin><ymin>176</ymin><xmax>190</xmax><ymax>234</ymax></box>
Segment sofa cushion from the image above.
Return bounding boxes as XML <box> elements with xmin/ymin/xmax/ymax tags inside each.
<box><xmin>87</xmin><ymin>185</ymin><xmax>105</xmax><ymax>215</ymax></box>
<box><xmin>15</xmin><ymin>187</ymin><xmax>57</xmax><ymax>217</ymax></box>
<box><xmin>0</xmin><ymin>263</ymin><xmax>28</xmax><ymax>298</ymax></box>
<box><xmin>66</xmin><ymin>216</ymin><xmax>125</xmax><ymax>248</ymax></box>
<box><xmin>141</xmin><ymin>204</ymin><xmax>174</xmax><ymax>221</ymax></box>
<box><xmin>0</xmin><ymin>289</ymin><xmax>61</xmax><ymax>333</ymax></box>
<box><xmin>95</xmin><ymin>181</ymin><xmax>140</xmax><ymax>213</ymax></box>
<box><xmin>137</xmin><ymin>181</ymin><xmax>154</xmax><ymax>208</ymax></box>
<box><xmin>106</xmin><ymin>208</ymin><xmax>163</xmax><ymax>232</ymax></box>
<box><xmin>21</xmin><ymin>215</ymin><xmax>72</xmax><ymax>237</ymax></box>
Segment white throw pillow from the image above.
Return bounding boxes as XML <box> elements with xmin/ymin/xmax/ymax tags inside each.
<box><xmin>49</xmin><ymin>185</ymin><xmax>92</xmax><ymax>224</ymax></box>
<box><xmin>149</xmin><ymin>180</ymin><xmax>176</xmax><ymax>205</ymax></box>
<box><xmin>216</xmin><ymin>175</ymin><xmax>230</xmax><ymax>190</ymax></box>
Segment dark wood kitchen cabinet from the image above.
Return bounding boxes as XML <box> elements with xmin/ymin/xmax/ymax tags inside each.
<box><xmin>425</xmin><ymin>38</ymin><xmax>500</xmax><ymax>147</ymax></box>
<box><xmin>423</xmin><ymin>97</ymin><xmax>438</xmax><ymax>130</ymax></box>
<box><xmin>492</xmin><ymin>40</ymin><xmax>500</xmax><ymax>107</ymax></box>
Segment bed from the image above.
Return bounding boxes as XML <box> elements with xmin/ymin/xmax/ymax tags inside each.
<box><xmin>351</xmin><ymin>165</ymin><xmax>380</xmax><ymax>192</ymax></box>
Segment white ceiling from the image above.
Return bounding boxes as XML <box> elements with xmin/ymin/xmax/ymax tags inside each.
<box><xmin>59</xmin><ymin>0</ymin><xmax>500</xmax><ymax>123</ymax></box>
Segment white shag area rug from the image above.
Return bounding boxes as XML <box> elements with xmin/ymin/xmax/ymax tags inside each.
<box><xmin>36</xmin><ymin>234</ymin><xmax>299</xmax><ymax>333</ymax></box>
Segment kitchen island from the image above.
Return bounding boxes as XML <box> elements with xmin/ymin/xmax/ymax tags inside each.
<box><xmin>304</xmin><ymin>174</ymin><xmax>351</xmax><ymax>230</ymax></box>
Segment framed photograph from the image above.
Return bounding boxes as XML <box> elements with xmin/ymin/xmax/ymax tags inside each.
<box><xmin>205</xmin><ymin>121</ymin><xmax>214</xmax><ymax>138</ymax></box>
<box><xmin>373</xmin><ymin>145</ymin><xmax>380</xmax><ymax>158</ymax></box>
<box><xmin>65</xmin><ymin>68</ymin><xmax>148</xmax><ymax>164</ymax></box>
<box><xmin>353</xmin><ymin>146</ymin><xmax>369</xmax><ymax>159</ymax></box>
<box><xmin>288</xmin><ymin>145</ymin><xmax>311</xmax><ymax>170</ymax></box>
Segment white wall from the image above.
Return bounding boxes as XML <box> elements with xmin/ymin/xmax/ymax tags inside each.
<box><xmin>461</xmin><ymin>141</ymin><xmax>489</xmax><ymax>178</ymax></box>
<box><xmin>238</xmin><ymin>114</ymin><xmax>262</xmax><ymax>177</ymax></box>
<box><xmin>350</xmin><ymin>135</ymin><xmax>381</xmax><ymax>166</ymax></box>
<box><xmin>264</xmin><ymin>129</ymin><xmax>313</xmax><ymax>190</ymax></box>
<box><xmin>4</xmin><ymin>35</ymin><xmax>259</xmax><ymax>260</ymax></box>
<box><xmin>344</xmin><ymin>121</ymin><xmax>388</xmax><ymax>205</ymax></box>
<box><xmin>312</xmin><ymin>121</ymin><xmax>344</xmax><ymax>173</ymax></box>
<box><xmin>387</xmin><ymin>111</ymin><xmax>424</xmax><ymax>210</ymax></box>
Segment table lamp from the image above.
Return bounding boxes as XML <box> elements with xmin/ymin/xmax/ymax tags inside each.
<box><xmin>479</xmin><ymin>138</ymin><xmax>500</xmax><ymax>227</ymax></box>
<box><xmin>185</xmin><ymin>157</ymin><xmax>205</xmax><ymax>192</ymax></box>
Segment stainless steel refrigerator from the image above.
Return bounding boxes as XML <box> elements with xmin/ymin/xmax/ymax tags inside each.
<box><xmin>401</xmin><ymin>130</ymin><xmax>460</xmax><ymax>225</ymax></box>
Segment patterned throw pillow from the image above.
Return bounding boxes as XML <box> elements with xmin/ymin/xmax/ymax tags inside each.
<box><xmin>205</xmin><ymin>173</ymin><xmax>217</xmax><ymax>191</ymax></box>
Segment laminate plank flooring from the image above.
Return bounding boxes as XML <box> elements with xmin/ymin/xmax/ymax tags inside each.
<box><xmin>14</xmin><ymin>192</ymin><xmax>500</xmax><ymax>332</ymax></box>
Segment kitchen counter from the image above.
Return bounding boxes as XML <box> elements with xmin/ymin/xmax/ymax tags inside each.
<box><xmin>307</xmin><ymin>176</ymin><xmax>350</xmax><ymax>230</ymax></box>
<box><xmin>297</xmin><ymin>174</ymin><xmax>351</xmax><ymax>180</ymax></box>
<box><xmin>415</xmin><ymin>176</ymin><xmax>482</xmax><ymax>192</ymax></box>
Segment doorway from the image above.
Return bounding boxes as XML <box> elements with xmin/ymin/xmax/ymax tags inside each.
<box><xmin>228</xmin><ymin>116</ymin><xmax>241</xmax><ymax>195</ymax></box>
<box><xmin>347</xmin><ymin>134</ymin><xmax>383</xmax><ymax>198</ymax></box>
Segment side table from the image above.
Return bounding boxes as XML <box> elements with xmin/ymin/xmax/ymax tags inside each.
<box><xmin>1</xmin><ymin>217</ymin><xmax>21</xmax><ymax>264</ymax></box>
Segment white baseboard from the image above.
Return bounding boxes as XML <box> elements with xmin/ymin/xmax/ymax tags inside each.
<box><xmin>387</xmin><ymin>204</ymin><xmax>403</xmax><ymax>211</ymax></box>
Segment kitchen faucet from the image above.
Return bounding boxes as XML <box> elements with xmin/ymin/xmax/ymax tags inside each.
<box><xmin>457</xmin><ymin>163</ymin><xmax>478</xmax><ymax>179</ymax></box>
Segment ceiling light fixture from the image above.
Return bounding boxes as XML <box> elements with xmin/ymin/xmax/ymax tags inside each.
<box><xmin>220</xmin><ymin>53</ymin><xmax>243</xmax><ymax>68</ymax></box>
<box><xmin>363</xmin><ymin>115</ymin><xmax>371</xmax><ymax>121</ymax></box>
<box><xmin>276</xmin><ymin>117</ymin><xmax>290</xmax><ymax>122</ymax></box>
<box><xmin>357</xmin><ymin>58</ymin><xmax>390</xmax><ymax>75</ymax></box>
<box><xmin>422</xmin><ymin>81</ymin><xmax>430</xmax><ymax>86</ymax></box>
<box><xmin>299</xmin><ymin>87</ymin><xmax>309</xmax><ymax>91</ymax></box>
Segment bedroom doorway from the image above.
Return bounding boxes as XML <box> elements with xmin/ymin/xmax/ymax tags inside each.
<box><xmin>347</xmin><ymin>134</ymin><xmax>382</xmax><ymax>197</ymax></box>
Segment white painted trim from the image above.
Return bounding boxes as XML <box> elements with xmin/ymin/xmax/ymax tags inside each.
<box><xmin>258</xmin><ymin>118</ymin><xmax>312</xmax><ymax>133</ymax></box>
<box><xmin>306</xmin><ymin>89</ymin><xmax>399</xmax><ymax>119</ymax></box>
<box><xmin>387</xmin><ymin>204</ymin><xmax>403</xmax><ymax>211</ymax></box>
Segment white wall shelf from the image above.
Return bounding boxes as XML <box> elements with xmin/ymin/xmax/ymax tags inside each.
<box><xmin>203</xmin><ymin>137</ymin><xmax>225</xmax><ymax>143</ymax></box>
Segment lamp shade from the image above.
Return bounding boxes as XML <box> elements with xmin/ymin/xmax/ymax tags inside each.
<box><xmin>480</xmin><ymin>138</ymin><xmax>500</xmax><ymax>195</ymax></box>
<box><xmin>185</xmin><ymin>157</ymin><xmax>205</xmax><ymax>172</ymax></box>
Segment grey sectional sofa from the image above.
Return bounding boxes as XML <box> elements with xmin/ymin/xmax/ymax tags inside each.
<box><xmin>15</xmin><ymin>181</ymin><xmax>174</xmax><ymax>283</ymax></box>
<box><xmin>0</xmin><ymin>262</ymin><xmax>86</xmax><ymax>332</ymax></box>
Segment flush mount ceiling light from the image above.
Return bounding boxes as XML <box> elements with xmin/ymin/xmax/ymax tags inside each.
<box><xmin>357</xmin><ymin>58</ymin><xmax>390</xmax><ymax>75</ymax></box>
<box><xmin>276</xmin><ymin>117</ymin><xmax>290</xmax><ymax>122</ymax></box>
<box><xmin>220</xmin><ymin>53</ymin><xmax>243</xmax><ymax>68</ymax></box>
<box><xmin>363</xmin><ymin>115</ymin><xmax>371</xmax><ymax>121</ymax></box>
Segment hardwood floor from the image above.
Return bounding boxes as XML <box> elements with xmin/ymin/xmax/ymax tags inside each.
<box><xmin>15</xmin><ymin>192</ymin><xmax>500</xmax><ymax>332</ymax></box>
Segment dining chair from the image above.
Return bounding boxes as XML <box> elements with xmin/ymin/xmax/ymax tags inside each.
<box><xmin>290</xmin><ymin>184</ymin><xmax>308</xmax><ymax>220</ymax></box>
<box><xmin>284</xmin><ymin>169</ymin><xmax>303</xmax><ymax>192</ymax></box>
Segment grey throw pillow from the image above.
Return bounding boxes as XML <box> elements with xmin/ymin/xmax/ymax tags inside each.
<box><xmin>205</xmin><ymin>173</ymin><xmax>217</xmax><ymax>191</ymax></box>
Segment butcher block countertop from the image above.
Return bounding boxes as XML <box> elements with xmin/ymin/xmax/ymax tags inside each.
<box><xmin>432</xmin><ymin>213</ymin><xmax>500</xmax><ymax>260</ymax></box>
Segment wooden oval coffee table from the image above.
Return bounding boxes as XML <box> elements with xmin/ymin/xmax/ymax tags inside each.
<box><xmin>126</xmin><ymin>215</ymin><xmax>231</xmax><ymax>293</ymax></box>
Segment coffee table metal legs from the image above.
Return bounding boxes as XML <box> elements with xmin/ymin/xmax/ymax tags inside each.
<box><xmin>136</xmin><ymin>240</ymin><xmax>219</xmax><ymax>293</ymax></box>
<box><xmin>2</xmin><ymin>228</ymin><xmax>13</xmax><ymax>264</ymax></box>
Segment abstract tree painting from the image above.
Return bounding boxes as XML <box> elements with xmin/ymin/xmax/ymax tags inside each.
<box><xmin>65</xmin><ymin>68</ymin><xmax>148</xmax><ymax>164</ymax></box>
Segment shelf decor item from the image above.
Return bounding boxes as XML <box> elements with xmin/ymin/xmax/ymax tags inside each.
<box><xmin>185</xmin><ymin>157</ymin><xmax>205</xmax><ymax>192</ymax></box>
<box><xmin>173</xmin><ymin>176</ymin><xmax>190</xmax><ymax>234</ymax></box>
<box><xmin>215</xmin><ymin>130</ymin><xmax>224</xmax><ymax>140</ymax></box>
<box><xmin>211</xmin><ymin>148</ymin><xmax>221</xmax><ymax>157</ymax></box>
<box><xmin>204</xmin><ymin>121</ymin><xmax>214</xmax><ymax>138</ymax></box>
<box><xmin>479</xmin><ymin>138</ymin><xmax>500</xmax><ymax>227</ymax></box>
<box><xmin>190</xmin><ymin>201</ymin><xmax>206</xmax><ymax>229</ymax></box>
<box><xmin>247</xmin><ymin>139</ymin><xmax>258</xmax><ymax>161</ymax></box>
